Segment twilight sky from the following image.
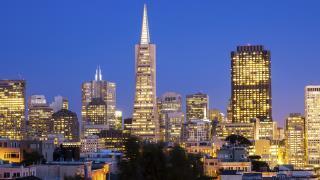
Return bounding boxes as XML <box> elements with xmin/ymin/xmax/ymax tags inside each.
<box><xmin>1</xmin><ymin>0</ymin><xmax>320</xmax><ymax>127</ymax></box>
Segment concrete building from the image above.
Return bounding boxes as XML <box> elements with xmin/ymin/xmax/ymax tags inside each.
<box><xmin>0</xmin><ymin>163</ymin><xmax>37</xmax><ymax>179</ymax></box>
<box><xmin>50</xmin><ymin>95</ymin><xmax>68</xmax><ymax>113</ymax></box>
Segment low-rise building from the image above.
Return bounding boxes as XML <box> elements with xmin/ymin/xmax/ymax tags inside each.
<box><xmin>0</xmin><ymin>163</ymin><xmax>37</xmax><ymax>179</ymax></box>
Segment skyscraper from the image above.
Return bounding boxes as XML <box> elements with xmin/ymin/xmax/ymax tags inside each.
<box><xmin>131</xmin><ymin>4</ymin><xmax>159</xmax><ymax>141</ymax></box>
<box><xmin>28</xmin><ymin>95</ymin><xmax>53</xmax><ymax>140</ymax></box>
<box><xmin>305</xmin><ymin>85</ymin><xmax>320</xmax><ymax>167</ymax></box>
<box><xmin>285</xmin><ymin>113</ymin><xmax>306</xmax><ymax>169</ymax></box>
<box><xmin>157</xmin><ymin>92</ymin><xmax>183</xmax><ymax>142</ymax></box>
<box><xmin>186</xmin><ymin>93</ymin><xmax>209</xmax><ymax>121</ymax></box>
<box><xmin>231</xmin><ymin>45</ymin><xmax>272</xmax><ymax>123</ymax></box>
<box><xmin>0</xmin><ymin>80</ymin><xmax>26</xmax><ymax>140</ymax></box>
<box><xmin>81</xmin><ymin>67</ymin><xmax>116</xmax><ymax>135</ymax></box>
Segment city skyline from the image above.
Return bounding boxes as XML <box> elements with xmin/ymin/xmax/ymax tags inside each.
<box><xmin>1</xmin><ymin>1</ymin><xmax>320</xmax><ymax>126</ymax></box>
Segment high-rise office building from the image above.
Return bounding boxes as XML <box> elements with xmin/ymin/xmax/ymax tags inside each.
<box><xmin>52</xmin><ymin>109</ymin><xmax>79</xmax><ymax>142</ymax></box>
<box><xmin>0</xmin><ymin>80</ymin><xmax>26</xmax><ymax>140</ymax></box>
<box><xmin>131</xmin><ymin>4</ymin><xmax>159</xmax><ymax>141</ymax></box>
<box><xmin>186</xmin><ymin>93</ymin><xmax>209</xmax><ymax>121</ymax></box>
<box><xmin>81</xmin><ymin>67</ymin><xmax>116</xmax><ymax>134</ymax></box>
<box><xmin>157</xmin><ymin>92</ymin><xmax>183</xmax><ymax>141</ymax></box>
<box><xmin>115</xmin><ymin>110</ymin><xmax>123</xmax><ymax>130</ymax></box>
<box><xmin>305</xmin><ymin>85</ymin><xmax>320</xmax><ymax>167</ymax></box>
<box><xmin>231</xmin><ymin>45</ymin><xmax>272</xmax><ymax>123</ymax></box>
<box><xmin>285</xmin><ymin>113</ymin><xmax>306</xmax><ymax>169</ymax></box>
<box><xmin>28</xmin><ymin>95</ymin><xmax>53</xmax><ymax>140</ymax></box>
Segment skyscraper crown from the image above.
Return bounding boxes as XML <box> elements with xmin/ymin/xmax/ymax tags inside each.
<box><xmin>95</xmin><ymin>66</ymin><xmax>102</xmax><ymax>81</ymax></box>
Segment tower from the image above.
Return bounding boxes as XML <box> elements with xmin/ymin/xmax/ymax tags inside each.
<box><xmin>131</xmin><ymin>4</ymin><xmax>159</xmax><ymax>141</ymax></box>
<box><xmin>231</xmin><ymin>45</ymin><xmax>272</xmax><ymax>123</ymax></box>
<box><xmin>0</xmin><ymin>80</ymin><xmax>26</xmax><ymax>140</ymax></box>
<box><xmin>81</xmin><ymin>67</ymin><xmax>116</xmax><ymax>136</ymax></box>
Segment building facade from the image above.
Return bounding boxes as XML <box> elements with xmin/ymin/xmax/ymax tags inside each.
<box><xmin>81</xmin><ymin>67</ymin><xmax>116</xmax><ymax>135</ymax></box>
<box><xmin>305</xmin><ymin>86</ymin><xmax>320</xmax><ymax>167</ymax></box>
<box><xmin>52</xmin><ymin>109</ymin><xmax>79</xmax><ymax>142</ymax></box>
<box><xmin>157</xmin><ymin>92</ymin><xmax>183</xmax><ymax>142</ymax></box>
<box><xmin>285</xmin><ymin>113</ymin><xmax>306</xmax><ymax>169</ymax></box>
<box><xmin>0</xmin><ymin>80</ymin><xmax>26</xmax><ymax>140</ymax></box>
<box><xmin>231</xmin><ymin>45</ymin><xmax>272</xmax><ymax>123</ymax></box>
<box><xmin>27</xmin><ymin>95</ymin><xmax>53</xmax><ymax>140</ymax></box>
<box><xmin>186</xmin><ymin>93</ymin><xmax>209</xmax><ymax>121</ymax></box>
<box><xmin>131</xmin><ymin>5</ymin><xmax>159</xmax><ymax>141</ymax></box>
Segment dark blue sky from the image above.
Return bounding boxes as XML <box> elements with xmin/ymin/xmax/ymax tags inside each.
<box><xmin>1</xmin><ymin>0</ymin><xmax>320</xmax><ymax>127</ymax></box>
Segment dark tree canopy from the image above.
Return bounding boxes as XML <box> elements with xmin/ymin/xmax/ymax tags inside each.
<box><xmin>225</xmin><ymin>134</ymin><xmax>252</xmax><ymax>146</ymax></box>
<box><xmin>118</xmin><ymin>137</ymin><xmax>210</xmax><ymax>180</ymax></box>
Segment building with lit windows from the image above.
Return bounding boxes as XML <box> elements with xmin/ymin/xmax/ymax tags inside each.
<box><xmin>115</xmin><ymin>110</ymin><xmax>122</xmax><ymax>130</ymax></box>
<box><xmin>84</xmin><ymin>98</ymin><xmax>108</xmax><ymax>133</ymax></box>
<box><xmin>184</xmin><ymin>119</ymin><xmax>211</xmax><ymax>142</ymax></box>
<box><xmin>52</xmin><ymin>109</ymin><xmax>79</xmax><ymax>142</ymax></box>
<box><xmin>82</xmin><ymin>67</ymin><xmax>116</xmax><ymax>135</ymax></box>
<box><xmin>50</xmin><ymin>95</ymin><xmax>69</xmax><ymax>113</ymax></box>
<box><xmin>215</xmin><ymin>122</ymin><xmax>257</xmax><ymax>141</ymax></box>
<box><xmin>305</xmin><ymin>86</ymin><xmax>320</xmax><ymax>167</ymax></box>
<box><xmin>27</xmin><ymin>95</ymin><xmax>53</xmax><ymax>140</ymax></box>
<box><xmin>96</xmin><ymin>130</ymin><xmax>129</xmax><ymax>152</ymax></box>
<box><xmin>157</xmin><ymin>92</ymin><xmax>183</xmax><ymax>142</ymax></box>
<box><xmin>231</xmin><ymin>45</ymin><xmax>272</xmax><ymax>123</ymax></box>
<box><xmin>186</xmin><ymin>93</ymin><xmax>209</xmax><ymax>121</ymax></box>
<box><xmin>0</xmin><ymin>80</ymin><xmax>26</xmax><ymax>140</ymax></box>
<box><xmin>256</xmin><ymin>120</ymin><xmax>277</xmax><ymax>140</ymax></box>
<box><xmin>285</xmin><ymin>113</ymin><xmax>306</xmax><ymax>169</ymax></box>
<box><xmin>80</xmin><ymin>135</ymin><xmax>100</xmax><ymax>153</ymax></box>
<box><xmin>131</xmin><ymin>5</ymin><xmax>159</xmax><ymax>141</ymax></box>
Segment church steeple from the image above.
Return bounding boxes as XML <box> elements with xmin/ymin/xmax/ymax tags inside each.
<box><xmin>95</xmin><ymin>66</ymin><xmax>102</xmax><ymax>81</ymax></box>
<box><xmin>140</xmin><ymin>4</ymin><xmax>150</xmax><ymax>45</ymax></box>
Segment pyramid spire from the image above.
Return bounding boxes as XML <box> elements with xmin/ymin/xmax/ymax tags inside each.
<box><xmin>140</xmin><ymin>4</ymin><xmax>150</xmax><ymax>45</ymax></box>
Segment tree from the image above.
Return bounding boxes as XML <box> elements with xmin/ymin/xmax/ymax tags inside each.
<box><xmin>118</xmin><ymin>136</ymin><xmax>210</xmax><ymax>180</ymax></box>
<box><xmin>21</xmin><ymin>150</ymin><xmax>45</xmax><ymax>166</ymax></box>
<box><xmin>225</xmin><ymin>134</ymin><xmax>252</xmax><ymax>146</ymax></box>
<box><xmin>251</xmin><ymin>160</ymin><xmax>270</xmax><ymax>172</ymax></box>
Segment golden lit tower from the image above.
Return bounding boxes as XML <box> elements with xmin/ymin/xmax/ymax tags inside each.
<box><xmin>0</xmin><ymin>80</ymin><xmax>26</xmax><ymax>140</ymax></box>
<box><xmin>86</xmin><ymin>98</ymin><xmax>107</xmax><ymax>125</ymax></box>
<box><xmin>28</xmin><ymin>95</ymin><xmax>53</xmax><ymax>140</ymax></box>
<box><xmin>305</xmin><ymin>85</ymin><xmax>320</xmax><ymax>167</ymax></box>
<box><xmin>285</xmin><ymin>113</ymin><xmax>306</xmax><ymax>169</ymax></box>
<box><xmin>131</xmin><ymin>4</ymin><xmax>159</xmax><ymax>141</ymax></box>
<box><xmin>186</xmin><ymin>93</ymin><xmax>209</xmax><ymax>121</ymax></box>
<box><xmin>231</xmin><ymin>45</ymin><xmax>272</xmax><ymax>123</ymax></box>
